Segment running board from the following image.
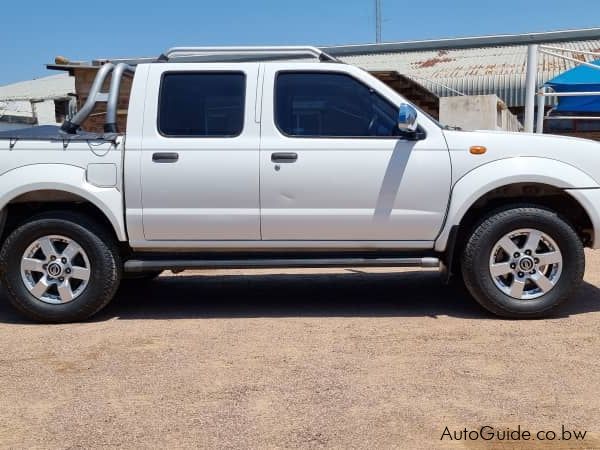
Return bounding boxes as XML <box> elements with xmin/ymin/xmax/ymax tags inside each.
<box><xmin>123</xmin><ymin>257</ymin><xmax>440</xmax><ymax>273</ymax></box>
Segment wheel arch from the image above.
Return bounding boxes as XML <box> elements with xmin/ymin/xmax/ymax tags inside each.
<box><xmin>0</xmin><ymin>165</ymin><xmax>127</xmax><ymax>243</ymax></box>
<box><xmin>435</xmin><ymin>158</ymin><xmax>599</xmax><ymax>253</ymax></box>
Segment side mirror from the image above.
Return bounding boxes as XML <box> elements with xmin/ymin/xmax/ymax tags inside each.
<box><xmin>398</xmin><ymin>103</ymin><xmax>418</xmax><ymax>133</ymax></box>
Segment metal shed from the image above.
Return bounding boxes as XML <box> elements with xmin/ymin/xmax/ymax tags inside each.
<box><xmin>325</xmin><ymin>28</ymin><xmax>600</xmax><ymax>108</ymax></box>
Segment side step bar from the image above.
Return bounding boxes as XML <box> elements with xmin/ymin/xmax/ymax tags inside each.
<box><xmin>124</xmin><ymin>257</ymin><xmax>440</xmax><ymax>273</ymax></box>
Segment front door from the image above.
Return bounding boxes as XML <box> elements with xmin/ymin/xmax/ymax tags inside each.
<box><xmin>140</xmin><ymin>65</ymin><xmax>261</xmax><ymax>241</ymax></box>
<box><xmin>259</xmin><ymin>68</ymin><xmax>451</xmax><ymax>242</ymax></box>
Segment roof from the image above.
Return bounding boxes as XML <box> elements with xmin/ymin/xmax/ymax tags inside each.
<box><xmin>335</xmin><ymin>40</ymin><xmax>600</xmax><ymax>107</ymax></box>
<box><xmin>547</xmin><ymin>59</ymin><xmax>600</xmax><ymax>86</ymax></box>
<box><xmin>0</xmin><ymin>73</ymin><xmax>74</xmax><ymax>101</ymax></box>
<box><xmin>324</xmin><ymin>28</ymin><xmax>600</xmax><ymax>55</ymax></box>
<box><xmin>546</xmin><ymin>59</ymin><xmax>600</xmax><ymax>113</ymax></box>
<box><xmin>324</xmin><ymin>29</ymin><xmax>600</xmax><ymax>107</ymax></box>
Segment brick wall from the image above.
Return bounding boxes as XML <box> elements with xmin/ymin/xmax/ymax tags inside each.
<box><xmin>72</xmin><ymin>67</ymin><xmax>132</xmax><ymax>133</ymax></box>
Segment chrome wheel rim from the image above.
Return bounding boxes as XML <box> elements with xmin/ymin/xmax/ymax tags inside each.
<box><xmin>489</xmin><ymin>228</ymin><xmax>563</xmax><ymax>300</ymax></box>
<box><xmin>20</xmin><ymin>235</ymin><xmax>91</xmax><ymax>305</ymax></box>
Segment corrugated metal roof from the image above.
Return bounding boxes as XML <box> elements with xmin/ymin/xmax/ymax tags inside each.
<box><xmin>0</xmin><ymin>74</ymin><xmax>74</xmax><ymax>102</ymax></box>
<box><xmin>338</xmin><ymin>40</ymin><xmax>600</xmax><ymax>107</ymax></box>
<box><xmin>325</xmin><ymin>28</ymin><xmax>600</xmax><ymax>54</ymax></box>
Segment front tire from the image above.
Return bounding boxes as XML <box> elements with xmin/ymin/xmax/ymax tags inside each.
<box><xmin>0</xmin><ymin>213</ymin><xmax>121</xmax><ymax>323</ymax></box>
<box><xmin>461</xmin><ymin>206</ymin><xmax>584</xmax><ymax>318</ymax></box>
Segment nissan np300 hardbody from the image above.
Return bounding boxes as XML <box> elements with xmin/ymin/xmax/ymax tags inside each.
<box><xmin>0</xmin><ymin>46</ymin><xmax>599</xmax><ymax>322</ymax></box>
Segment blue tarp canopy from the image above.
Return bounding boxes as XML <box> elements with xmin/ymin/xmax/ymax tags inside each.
<box><xmin>545</xmin><ymin>59</ymin><xmax>600</xmax><ymax>113</ymax></box>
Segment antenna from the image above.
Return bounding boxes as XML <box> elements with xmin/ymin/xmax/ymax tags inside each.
<box><xmin>375</xmin><ymin>0</ymin><xmax>382</xmax><ymax>43</ymax></box>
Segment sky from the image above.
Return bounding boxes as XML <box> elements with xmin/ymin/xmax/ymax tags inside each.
<box><xmin>0</xmin><ymin>0</ymin><xmax>599</xmax><ymax>85</ymax></box>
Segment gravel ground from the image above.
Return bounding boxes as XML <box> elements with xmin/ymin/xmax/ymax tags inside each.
<box><xmin>0</xmin><ymin>252</ymin><xmax>599</xmax><ymax>449</ymax></box>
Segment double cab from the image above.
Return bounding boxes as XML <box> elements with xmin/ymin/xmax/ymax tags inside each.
<box><xmin>0</xmin><ymin>46</ymin><xmax>599</xmax><ymax>322</ymax></box>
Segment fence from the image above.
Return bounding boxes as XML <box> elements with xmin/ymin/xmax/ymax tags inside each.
<box><xmin>524</xmin><ymin>45</ymin><xmax>600</xmax><ymax>133</ymax></box>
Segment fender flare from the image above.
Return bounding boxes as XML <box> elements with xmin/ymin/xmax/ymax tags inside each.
<box><xmin>434</xmin><ymin>157</ymin><xmax>599</xmax><ymax>252</ymax></box>
<box><xmin>0</xmin><ymin>164</ymin><xmax>127</xmax><ymax>241</ymax></box>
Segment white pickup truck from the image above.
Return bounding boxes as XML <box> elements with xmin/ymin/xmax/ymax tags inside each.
<box><xmin>0</xmin><ymin>46</ymin><xmax>599</xmax><ymax>322</ymax></box>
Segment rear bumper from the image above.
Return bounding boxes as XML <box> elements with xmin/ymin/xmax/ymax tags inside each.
<box><xmin>565</xmin><ymin>188</ymin><xmax>600</xmax><ymax>249</ymax></box>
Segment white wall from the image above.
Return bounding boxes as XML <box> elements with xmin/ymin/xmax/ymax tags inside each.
<box><xmin>0</xmin><ymin>74</ymin><xmax>75</xmax><ymax>127</ymax></box>
<box><xmin>439</xmin><ymin>95</ymin><xmax>522</xmax><ymax>132</ymax></box>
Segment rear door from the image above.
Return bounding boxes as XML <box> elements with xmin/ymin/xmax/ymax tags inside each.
<box><xmin>140</xmin><ymin>64</ymin><xmax>260</xmax><ymax>240</ymax></box>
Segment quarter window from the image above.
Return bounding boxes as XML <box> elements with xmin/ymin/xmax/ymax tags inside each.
<box><xmin>158</xmin><ymin>72</ymin><xmax>245</xmax><ymax>137</ymax></box>
<box><xmin>275</xmin><ymin>72</ymin><xmax>399</xmax><ymax>138</ymax></box>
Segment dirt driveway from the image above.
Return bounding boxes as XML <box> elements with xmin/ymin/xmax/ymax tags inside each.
<box><xmin>0</xmin><ymin>252</ymin><xmax>599</xmax><ymax>449</ymax></box>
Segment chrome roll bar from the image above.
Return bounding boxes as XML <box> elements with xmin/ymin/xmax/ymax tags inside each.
<box><xmin>105</xmin><ymin>63</ymin><xmax>135</xmax><ymax>133</ymax></box>
<box><xmin>61</xmin><ymin>62</ymin><xmax>135</xmax><ymax>134</ymax></box>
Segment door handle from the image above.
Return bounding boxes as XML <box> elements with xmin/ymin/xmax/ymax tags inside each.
<box><xmin>271</xmin><ymin>152</ymin><xmax>298</xmax><ymax>163</ymax></box>
<box><xmin>152</xmin><ymin>152</ymin><xmax>179</xmax><ymax>163</ymax></box>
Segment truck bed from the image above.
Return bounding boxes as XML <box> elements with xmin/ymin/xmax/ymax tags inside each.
<box><xmin>0</xmin><ymin>125</ymin><xmax>118</xmax><ymax>143</ymax></box>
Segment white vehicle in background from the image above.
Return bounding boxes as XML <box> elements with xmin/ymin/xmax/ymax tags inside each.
<box><xmin>0</xmin><ymin>46</ymin><xmax>599</xmax><ymax>322</ymax></box>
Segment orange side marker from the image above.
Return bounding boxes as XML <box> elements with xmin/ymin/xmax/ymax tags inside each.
<box><xmin>470</xmin><ymin>145</ymin><xmax>487</xmax><ymax>155</ymax></box>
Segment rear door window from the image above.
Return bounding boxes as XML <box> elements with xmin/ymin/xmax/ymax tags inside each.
<box><xmin>158</xmin><ymin>72</ymin><xmax>245</xmax><ymax>137</ymax></box>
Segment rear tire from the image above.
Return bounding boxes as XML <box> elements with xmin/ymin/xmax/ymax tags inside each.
<box><xmin>461</xmin><ymin>206</ymin><xmax>584</xmax><ymax>318</ymax></box>
<box><xmin>0</xmin><ymin>212</ymin><xmax>121</xmax><ymax>323</ymax></box>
